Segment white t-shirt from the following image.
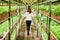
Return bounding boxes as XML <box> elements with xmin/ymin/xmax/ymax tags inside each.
<box><xmin>22</xmin><ymin>12</ymin><xmax>36</xmax><ymax>20</ymax></box>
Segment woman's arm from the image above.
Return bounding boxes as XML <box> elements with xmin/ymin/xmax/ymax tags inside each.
<box><xmin>31</xmin><ymin>13</ymin><xmax>36</xmax><ymax>17</ymax></box>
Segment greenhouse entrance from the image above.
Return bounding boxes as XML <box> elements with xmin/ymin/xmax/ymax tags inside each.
<box><xmin>0</xmin><ymin>0</ymin><xmax>60</xmax><ymax>40</ymax></box>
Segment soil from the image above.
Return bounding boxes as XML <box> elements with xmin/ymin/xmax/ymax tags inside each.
<box><xmin>0</xmin><ymin>10</ymin><xmax>16</xmax><ymax>23</ymax></box>
<box><xmin>41</xmin><ymin>11</ymin><xmax>60</xmax><ymax>23</ymax></box>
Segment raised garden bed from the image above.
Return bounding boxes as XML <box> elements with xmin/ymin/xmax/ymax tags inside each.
<box><xmin>40</xmin><ymin>11</ymin><xmax>60</xmax><ymax>23</ymax></box>
<box><xmin>32</xmin><ymin>5</ymin><xmax>60</xmax><ymax>16</ymax></box>
<box><xmin>0</xmin><ymin>15</ymin><xmax>18</xmax><ymax>35</ymax></box>
<box><xmin>0</xmin><ymin>10</ymin><xmax>16</xmax><ymax>23</ymax></box>
<box><xmin>0</xmin><ymin>14</ymin><xmax>20</xmax><ymax>40</ymax></box>
<box><xmin>32</xmin><ymin>5</ymin><xmax>60</xmax><ymax>39</ymax></box>
<box><xmin>0</xmin><ymin>6</ymin><xmax>17</xmax><ymax>14</ymax></box>
<box><xmin>32</xmin><ymin>5</ymin><xmax>60</xmax><ymax>23</ymax></box>
<box><xmin>33</xmin><ymin>16</ymin><xmax>58</xmax><ymax>40</ymax></box>
<box><xmin>0</xmin><ymin>6</ymin><xmax>23</xmax><ymax>23</ymax></box>
<box><xmin>37</xmin><ymin>14</ymin><xmax>60</xmax><ymax>40</ymax></box>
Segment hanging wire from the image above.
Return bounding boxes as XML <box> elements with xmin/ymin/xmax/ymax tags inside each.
<box><xmin>16</xmin><ymin>0</ymin><xmax>19</xmax><ymax>37</ymax></box>
<box><xmin>36</xmin><ymin>0</ymin><xmax>39</xmax><ymax>37</ymax></box>
<box><xmin>40</xmin><ymin>7</ymin><xmax>42</xmax><ymax>40</ymax></box>
<box><xmin>15</xmin><ymin>3</ymin><xmax>18</xmax><ymax>16</ymax></box>
<box><xmin>46</xmin><ymin>1</ymin><xmax>49</xmax><ymax>36</ymax></box>
<box><xmin>46</xmin><ymin>16</ymin><xmax>48</xmax><ymax>34</ymax></box>
<box><xmin>19</xmin><ymin>0</ymin><xmax>21</xmax><ymax>17</ymax></box>
<box><xmin>15</xmin><ymin>3</ymin><xmax>18</xmax><ymax>39</ymax></box>
<box><xmin>40</xmin><ymin>7</ymin><xmax>43</xmax><ymax>40</ymax></box>
<box><xmin>11</xmin><ymin>3</ymin><xmax>14</xmax><ymax>31</ymax></box>
<box><xmin>18</xmin><ymin>0</ymin><xmax>21</xmax><ymax>36</ymax></box>
<box><xmin>11</xmin><ymin>15</ymin><xmax>13</xmax><ymax>32</ymax></box>
<box><xmin>39</xmin><ymin>8</ymin><xmax>42</xmax><ymax>40</ymax></box>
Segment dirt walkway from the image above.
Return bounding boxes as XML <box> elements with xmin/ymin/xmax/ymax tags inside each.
<box><xmin>15</xmin><ymin>20</ymin><xmax>44</xmax><ymax>40</ymax></box>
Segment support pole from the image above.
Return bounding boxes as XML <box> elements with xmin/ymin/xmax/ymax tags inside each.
<box><xmin>48</xmin><ymin>1</ymin><xmax>52</xmax><ymax>40</ymax></box>
<box><xmin>8</xmin><ymin>0</ymin><xmax>11</xmax><ymax>40</ymax></box>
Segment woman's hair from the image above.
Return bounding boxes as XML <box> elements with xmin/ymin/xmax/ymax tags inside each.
<box><xmin>27</xmin><ymin>6</ymin><xmax>31</xmax><ymax>13</ymax></box>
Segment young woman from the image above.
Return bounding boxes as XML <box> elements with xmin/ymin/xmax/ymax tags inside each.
<box><xmin>23</xmin><ymin>6</ymin><xmax>34</xmax><ymax>35</ymax></box>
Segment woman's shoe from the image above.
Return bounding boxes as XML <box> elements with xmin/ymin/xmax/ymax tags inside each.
<box><xmin>27</xmin><ymin>31</ymin><xmax>29</xmax><ymax>35</ymax></box>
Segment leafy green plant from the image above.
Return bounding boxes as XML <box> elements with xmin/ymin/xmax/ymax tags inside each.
<box><xmin>32</xmin><ymin>5</ymin><xmax>60</xmax><ymax>16</ymax></box>
<box><xmin>52</xmin><ymin>6</ymin><xmax>60</xmax><ymax>16</ymax></box>
<box><xmin>0</xmin><ymin>6</ymin><xmax>16</xmax><ymax>14</ymax></box>
<box><xmin>0</xmin><ymin>15</ymin><xmax>18</xmax><ymax>36</ymax></box>
<box><xmin>33</xmin><ymin>13</ymin><xmax>60</xmax><ymax>40</ymax></box>
<box><xmin>38</xmin><ymin>14</ymin><xmax>60</xmax><ymax>40</ymax></box>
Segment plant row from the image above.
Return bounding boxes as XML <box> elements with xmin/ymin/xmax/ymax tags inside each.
<box><xmin>32</xmin><ymin>5</ymin><xmax>60</xmax><ymax>16</ymax></box>
<box><xmin>37</xmin><ymin>13</ymin><xmax>60</xmax><ymax>40</ymax></box>
<box><xmin>0</xmin><ymin>6</ymin><xmax>24</xmax><ymax>14</ymax></box>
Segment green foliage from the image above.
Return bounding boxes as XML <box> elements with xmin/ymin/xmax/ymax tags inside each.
<box><xmin>33</xmin><ymin>17</ymin><xmax>48</xmax><ymax>40</ymax></box>
<box><xmin>38</xmin><ymin>15</ymin><xmax>60</xmax><ymax>40</ymax></box>
<box><xmin>0</xmin><ymin>6</ymin><xmax>8</xmax><ymax>13</ymax></box>
<box><xmin>0</xmin><ymin>15</ymin><xmax>18</xmax><ymax>36</ymax></box>
<box><xmin>32</xmin><ymin>5</ymin><xmax>60</xmax><ymax>16</ymax></box>
<box><xmin>0</xmin><ymin>6</ymin><xmax>17</xmax><ymax>14</ymax></box>
<box><xmin>0</xmin><ymin>6</ymin><xmax>24</xmax><ymax>14</ymax></box>
<box><xmin>0</xmin><ymin>20</ymin><xmax>9</xmax><ymax>36</ymax></box>
<box><xmin>33</xmin><ymin>13</ymin><xmax>60</xmax><ymax>40</ymax></box>
<box><xmin>52</xmin><ymin>5</ymin><xmax>60</xmax><ymax>16</ymax></box>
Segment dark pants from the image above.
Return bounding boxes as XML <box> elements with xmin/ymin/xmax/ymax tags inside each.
<box><xmin>26</xmin><ymin>20</ymin><xmax>31</xmax><ymax>31</ymax></box>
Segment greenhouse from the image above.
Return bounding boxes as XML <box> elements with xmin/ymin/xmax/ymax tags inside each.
<box><xmin>0</xmin><ymin>0</ymin><xmax>60</xmax><ymax>40</ymax></box>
